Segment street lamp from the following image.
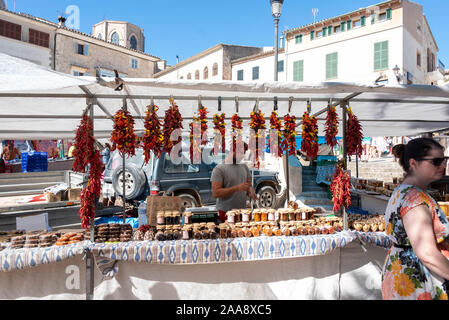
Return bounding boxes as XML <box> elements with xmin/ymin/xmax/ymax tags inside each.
<box><xmin>271</xmin><ymin>0</ymin><xmax>284</xmax><ymax>81</ymax></box>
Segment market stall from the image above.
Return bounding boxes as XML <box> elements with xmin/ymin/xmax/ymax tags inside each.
<box><xmin>1</xmin><ymin>53</ymin><xmax>449</xmax><ymax>300</ymax></box>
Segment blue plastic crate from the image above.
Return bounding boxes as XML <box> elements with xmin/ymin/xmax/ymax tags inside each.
<box><xmin>21</xmin><ymin>152</ymin><xmax>48</xmax><ymax>173</ymax></box>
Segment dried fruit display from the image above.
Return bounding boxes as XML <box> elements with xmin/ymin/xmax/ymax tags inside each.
<box><xmin>162</xmin><ymin>101</ymin><xmax>183</xmax><ymax>154</ymax></box>
<box><xmin>281</xmin><ymin>114</ymin><xmax>297</xmax><ymax>156</ymax></box>
<box><xmin>330</xmin><ymin>165</ymin><xmax>352</xmax><ymax>212</ymax></box>
<box><xmin>142</xmin><ymin>105</ymin><xmax>163</xmax><ymax>164</ymax></box>
<box><xmin>301</xmin><ymin>112</ymin><xmax>319</xmax><ymax>159</ymax></box>
<box><xmin>110</xmin><ymin>109</ymin><xmax>138</xmax><ymax>157</ymax></box>
<box><xmin>346</xmin><ymin>107</ymin><xmax>364</xmax><ymax>157</ymax></box>
<box><xmin>325</xmin><ymin>105</ymin><xmax>339</xmax><ymax>148</ymax></box>
<box><xmin>212</xmin><ymin>113</ymin><xmax>226</xmax><ymax>155</ymax></box>
<box><xmin>249</xmin><ymin>110</ymin><xmax>266</xmax><ymax>169</ymax></box>
<box><xmin>268</xmin><ymin>111</ymin><xmax>283</xmax><ymax>157</ymax></box>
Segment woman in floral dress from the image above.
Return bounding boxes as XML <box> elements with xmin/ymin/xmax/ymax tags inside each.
<box><xmin>382</xmin><ymin>138</ymin><xmax>449</xmax><ymax>300</ymax></box>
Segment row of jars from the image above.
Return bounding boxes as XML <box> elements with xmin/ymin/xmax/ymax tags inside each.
<box><xmin>278</xmin><ymin>209</ymin><xmax>315</xmax><ymax>222</ymax></box>
<box><xmin>156</xmin><ymin>210</ymin><xmax>182</xmax><ymax>226</ymax></box>
<box><xmin>225</xmin><ymin>208</ymin><xmax>315</xmax><ymax>224</ymax></box>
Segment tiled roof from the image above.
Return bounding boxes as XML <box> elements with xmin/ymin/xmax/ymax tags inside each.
<box><xmin>0</xmin><ymin>8</ymin><xmax>161</xmax><ymax>61</ymax></box>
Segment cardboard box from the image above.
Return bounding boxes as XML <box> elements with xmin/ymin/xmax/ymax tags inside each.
<box><xmin>68</xmin><ymin>188</ymin><xmax>82</xmax><ymax>201</ymax></box>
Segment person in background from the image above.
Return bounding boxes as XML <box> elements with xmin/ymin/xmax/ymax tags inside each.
<box><xmin>211</xmin><ymin>142</ymin><xmax>258</xmax><ymax>223</ymax></box>
<box><xmin>102</xmin><ymin>143</ymin><xmax>112</xmax><ymax>165</ymax></box>
<box><xmin>1</xmin><ymin>141</ymin><xmax>20</xmax><ymax>161</ymax></box>
<box><xmin>382</xmin><ymin>138</ymin><xmax>449</xmax><ymax>300</ymax></box>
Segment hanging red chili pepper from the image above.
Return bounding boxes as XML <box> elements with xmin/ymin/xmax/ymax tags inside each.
<box><xmin>231</xmin><ymin>113</ymin><xmax>243</xmax><ymax>155</ymax></box>
<box><xmin>110</xmin><ymin>109</ymin><xmax>138</xmax><ymax>157</ymax></box>
<box><xmin>142</xmin><ymin>105</ymin><xmax>163</xmax><ymax>164</ymax></box>
<box><xmin>301</xmin><ymin>112</ymin><xmax>319</xmax><ymax>159</ymax></box>
<box><xmin>189</xmin><ymin>117</ymin><xmax>201</xmax><ymax>163</ymax></box>
<box><xmin>198</xmin><ymin>106</ymin><xmax>209</xmax><ymax>146</ymax></box>
<box><xmin>281</xmin><ymin>114</ymin><xmax>297</xmax><ymax>156</ymax></box>
<box><xmin>212</xmin><ymin>113</ymin><xmax>226</xmax><ymax>155</ymax></box>
<box><xmin>325</xmin><ymin>105</ymin><xmax>339</xmax><ymax>148</ymax></box>
<box><xmin>330</xmin><ymin>165</ymin><xmax>352</xmax><ymax>212</ymax></box>
<box><xmin>346</xmin><ymin>107</ymin><xmax>364</xmax><ymax>158</ymax></box>
<box><xmin>79</xmin><ymin>187</ymin><xmax>95</xmax><ymax>229</ymax></box>
<box><xmin>162</xmin><ymin>102</ymin><xmax>184</xmax><ymax>154</ymax></box>
<box><xmin>249</xmin><ymin>110</ymin><xmax>266</xmax><ymax>169</ymax></box>
<box><xmin>72</xmin><ymin>114</ymin><xmax>94</xmax><ymax>173</ymax></box>
<box><xmin>269</xmin><ymin>111</ymin><xmax>283</xmax><ymax>157</ymax></box>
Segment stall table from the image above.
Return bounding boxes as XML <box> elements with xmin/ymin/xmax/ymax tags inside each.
<box><xmin>352</xmin><ymin>190</ymin><xmax>390</xmax><ymax>214</ymax></box>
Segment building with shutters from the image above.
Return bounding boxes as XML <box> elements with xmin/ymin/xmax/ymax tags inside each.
<box><xmin>232</xmin><ymin>0</ymin><xmax>444</xmax><ymax>85</ymax></box>
<box><xmin>0</xmin><ymin>8</ymin><xmax>165</xmax><ymax>77</ymax></box>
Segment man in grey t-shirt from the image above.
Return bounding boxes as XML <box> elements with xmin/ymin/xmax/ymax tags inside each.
<box><xmin>211</xmin><ymin>142</ymin><xmax>257</xmax><ymax>223</ymax></box>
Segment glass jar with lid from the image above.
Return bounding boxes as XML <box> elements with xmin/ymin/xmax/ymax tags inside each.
<box><xmin>192</xmin><ymin>228</ymin><xmax>202</xmax><ymax>240</ymax></box>
<box><xmin>172</xmin><ymin>211</ymin><xmax>181</xmax><ymax>225</ymax></box>
<box><xmin>261</xmin><ymin>209</ymin><xmax>268</xmax><ymax>222</ymax></box>
<box><xmin>164</xmin><ymin>212</ymin><xmax>172</xmax><ymax>225</ymax></box>
<box><xmin>242</xmin><ymin>210</ymin><xmax>251</xmax><ymax>223</ymax></box>
<box><xmin>183</xmin><ymin>212</ymin><xmax>193</xmax><ymax>225</ymax></box>
<box><xmin>226</xmin><ymin>211</ymin><xmax>236</xmax><ymax>224</ymax></box>
<box><xmin>218</xmin><ymin>224</ymin><xmax>228</xmax><ymax>239</ymax></box>
<box><xmin>268</xmin><ymin>209</ymin><xmax>276</xmax><ymax>222</ymax></box>
<box><xmin>253</xmin><ymin>210</ymin><xmax>261</xmax><ymax>222</ymax></box>
<box><xmin>155</xmin><ymin>225</ymin><xmax>166</xmax><ymax>241</ymax></box>
<box><xmin>164</xmin><ymin>225</ymin><xmax>174</xmax><ymax>241</ymax></box>
<box><xmin>182</xmin><ymin>225</ymin><xmax>192</xmax><ymax>240</ymax></box>
<box><xmin>201</xmin><ymin>229</ymin><xmax>210</xmax><ymax>240</ymax></box>
<box><xmin>157</xmin><ymin>211</ymin><xmax>166</xmax><ymax>225</ymax></box>
<box><xmin>172</xmin><ymin>225</ymin><xmax>182</xmax><ymax>240</ymax></box>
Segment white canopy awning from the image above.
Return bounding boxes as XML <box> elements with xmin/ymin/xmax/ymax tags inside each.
<box><xmin>0</xmin><ymin>53</ymin><xmax>448</xmax><ymax>140</ymax></box>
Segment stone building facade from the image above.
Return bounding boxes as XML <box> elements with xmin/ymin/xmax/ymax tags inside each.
<box><xmin>0</xmin><ymin>8</ymin><xmax>165</xmax><ymax>77</ymax></box>
<box><xmin>92</xmin><ymin>20</ymin><xmax>145</xmax><ymax>52</ymax></box>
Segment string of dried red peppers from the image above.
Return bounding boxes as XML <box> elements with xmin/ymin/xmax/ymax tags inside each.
<box><xmin>269</xmin><ymin>111</ymin><xmax>283</xmax><ymax>157</ymax></box>
<box><xmin>142</xmin><ymin>105</ymin><xmax>163</xmax><ymax>164</ymax></box>
<box><xmin>72</xmin><ymin>114</ymin><xmax>94</xmax><ymax>173</ymax></box>
<box><xmin>301</xmin><ymin>112</ymin><xmax>319</xmax><ymax>159</ymax></box>
<box><xmin>231</xmin><ymin>114</ymin><xmax>243</xmax><ymax>155</ymax></box>
<box><xmin>249</xmin><ymin>110</ymin><xmax>266</xmax><ymax>169</ymax></box>
<box><xmin>162</xmin><ymin>102</ymin><xmax>183</xmax><ymax>154</ymax></box>
<box><xmin>346</xmin><ymin>107</ymin><xmax>364</xmax><ymax>158</ymax></box>
<box><xmin>282</xmin><ymin>114</ymin><xmax>297</xmax><ymax>156</ymax></box>
<box><xmin>212</xmin><ymin>113</ymin><xmax>226</xmax><ymax>155</ymax></box>
<box><xmin>110</xmin><ymin>109</ymin><xmax>138</xmax><ymax>157</ymax></box>
<box><xmin>330</xmin><ymin>165</ymin><xmax>352</xmax><ymax>212</ymax></box>
<box><xmin>189</xmin><ymin>117</ymin><xmax>201</xmax><ymax>163</ymax></box>
<box><xmin>325</xmin><ymin>105</ymin><xmax>339</xmax><ymax>148</ymax></box>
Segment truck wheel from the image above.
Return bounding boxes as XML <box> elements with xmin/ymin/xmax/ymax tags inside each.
<box><xmin>178</xmin><ymin>194</ymin><xmax>199</xmax><ymax>209</ymax></box>
<box><xmin>257</xmin><ymin>186</ymin><xmax>277</xmax><ymax>208</ymax></box>
<box><xmin>112</xmin><ymin>164</ymin><xmax>146</xmax><ymax>200</ymax></box>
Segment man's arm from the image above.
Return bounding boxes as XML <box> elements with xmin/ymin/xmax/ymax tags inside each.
<box><xmin>212</xmin><ymin>181</ymin><xmax>250</xmax><ymax>199</ymax></box>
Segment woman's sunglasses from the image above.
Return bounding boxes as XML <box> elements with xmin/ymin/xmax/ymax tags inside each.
<box><xmin>418</xmin><ymin>157</ymin><xmax>449</xmax><ymax>167</ymax></box>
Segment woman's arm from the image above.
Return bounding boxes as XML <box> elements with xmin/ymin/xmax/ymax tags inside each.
<box><xmin>402</xmin><ymin>205</ymin><xmax>449</xmax><ymax>280</ymax></box>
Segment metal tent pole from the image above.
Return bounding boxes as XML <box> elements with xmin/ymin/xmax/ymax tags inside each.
<box><xmin>341</xmin><ymin>101</ymin><xmax>348</xmax><ymax>231</ymax></box>
<box><xmin>86</xmin><ymin>103</ymin><xmax>95</xmax><ymax>301</ymax></box>
<box><xmin>122</xmin><ymin>99</ymin><xmax>127</xmax><ymax>224</ymax></box>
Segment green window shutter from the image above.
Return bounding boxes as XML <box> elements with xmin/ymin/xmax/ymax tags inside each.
<box><xmin>311</xmin><ymin>31</ymin><xmax>315</xmax><ymax>40</ymax></box>
<box><xmin>84</xmin><ymin>44</ymin><xmax>89</xmax><ymax>56</ymax></box>
<box><xmin>326</xmin><ymin>53</ymin><xmax>338</xmax><ymax>80</ymax></box>
<box><xmin>386</xmin><ymin>8</ymin><xmax>392</xmax><ymax>20</ymax></box>
<box><xmin>322</xmin><ymin>27</ymin><xmax>327</xmax><ymax>37</ymax></box>
<box><xmin>296</xmin><ymin>34</ymin><xmax>303</xmax><ymax>44</ymax></box>
<box><xmin>293</xmin><ymin>60</ymin><xmax>304</xmax><ymax>82</ymax></box>
<box><xmin>374</xmin><ymin>41</ymin><xmax>389</xmax><ymax>71</ymax></box>
<box><xmin>361</xmin><ymin>16</ymin><xmax>366</xmax><ymax>27</ymax></box>
<box><xmin>341</xmin><ymin>22</ymin><xmax>346</xmax><ymax>32</ymax></box>
<box><xmin>371</xmin><ymin>13</ymin><xmax>376</xmax><ymax>24</ymax></box>
<box><xmin>347</xmin><ymin>20</ymin><xmax>352</xmax><ymax>30</ymax></box>
<box><xmin>328</xmin><ymin>26</ymin><xmax>332</xmax><ymax>35</ymax></box>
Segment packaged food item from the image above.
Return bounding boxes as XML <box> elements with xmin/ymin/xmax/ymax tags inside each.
<box><xmin>164</xmin><ymin>212</ymin><xmax>172</xmax><ymax>225</ymax></box>
<box><xmin>218</xmin><ymin>224</ymin><xmax>228</xmax><ymax>239</ymax></box>
<box><xmin>261</xmin><ymin>210</ymin><xmax>268</xmax><ymax>222</ymax></box>
<box><xmin>244</xmin><ymin>228</ymin><xmax>253</xmax><ymax>238</ymax></box>
<box><xmin>242</xmin><ymin>210</ymin><xmax>251</xmax><ymax>223</ymax></box>
<box><xmin>298</xmin><ymin>227</ymin><xmax>308</xmax><ymax>236</ymax></box>
<box><xmin>157</xmin><ymin>211</ymin><xmax>166</xmax><ymax>225</ymax></box>
<box><xmin>172</xmin><ymin>227</ymin><xmax>182</xmax><ymax>241</ymax></box>
<box><xmin>207</xmin><ymin>223</ymin><xmax>218</xmax><ymax>239</ymax></box>
<box><xmin>201</xmin><ymin>229</ymin><xmax>210</xmax><ymax>240</ymax></box>
<box><xmin>290</xmin><ymin>227</ymin><xmax>299</xmax><ymax>236</ymax></box>
<box><xmin>321</xmin><ymin>227</ymin><xmax>329</xmax><ymax>235</ymax></box>
<box><xmin>371</xmin><ymin>224</ymin><xmax>378</xmax><ymax>232</ymax></box>
<box><xmin>288</xmin><ymin>210</ymin><xmax>296</xmax><ymax>222</ymax></box>
<box><xmin>307</xmin><ymin>227</ymin><xmax>315</xmax><ymax>235</ymax></box>
<box><xmin>226</xmin><ymin>211</ymin><xmax>236</xmax><ymax>224</ymax></box>
<box><xmin>230</xmin><ymin>228</ymin><xmax>237</xmax><ymax>238</ymax></box>
<box><xmin>234</xmin><ymin>210</ymin><xmax>242</xmax><ymax>223</ymax></box>
<box><xmin>237</xmin><ymin>228</ymin><xmax>245</xmax><ymax>238</ymax></box>
<box><xmin>362</xmin><ymin>224</ymin><xmax>371</xmax><ymax>233</ymax></box>
<box><xmin>253</xmin><ymin>209</ymin><xmax>261</xmax><ymax>222</ymax></box>
<box><xmin>192</xmin><ymin>228</ymin><xmax>202</xmax><ymax>240</ymax></box>
<box><xmin>183</xmin><ymin>212</ymin><xmax>193</xmax><ymax>225</ymax></box>
<box><xmin>172</xmin><ymin>211</ymin><xmax>181</xmax><ymax>225</ymax></box>
<box><xmin>328</xmin><ymin>226</ymin><xmax>336</xmax><ymax>234</ymax></box>
<box><xmin>268</xmin><ymin>209</ymin><xmax>276</xmax><ymax>222</ymax></box>
<box><xmin>378</xmin><ymin>222</ymin><xmax>385</xmax><ymax>232</ymax></box>
<box><xmin>282</xmin><ymin>227</ymin><xmax>291</xmax><ymax>237</ymax></box>
<box><xmin>164</xmin><ymin>226</ymin><xmax>174</xmax><ymax>241</ymax></box>
<box><xmin>279</xmin><ymin>209</ymin><xmax>289</xmax><ymax>222</ymax></box>
<box><xmin>155</xmin><ymin>226</ymin><xmax>166</xmax><ymax>241</ymax></box>
<box><xmin>251</xmin><ymin>226</ymin><xmax>260</xmax><ymax>237</ymax></box>
<box><xmin>182</xmin><ymin>225</ymin><xmax>192</xmax><ymax>240</ymax></box>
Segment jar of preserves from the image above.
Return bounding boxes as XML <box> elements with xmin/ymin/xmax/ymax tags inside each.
<box><xmin>295</xmin><ymin>210</ymin><xmax>302</xmax><ymax>221</ymax></box>
<box><xmin>272</xmin><ymin>227</ymin><xmax>282</xmax><ymax>237</ymax></box>
<box><xmin>290</xmin><ymin>227</ymin><xmax>299</xmax><ymax>237</ymax></box>
<box><xmin>183</xmin><ymin>212</ymin><xmax>193</xmax><ymax>225</ymax></box>
<box><xmin>172</xmin><ymin>211</ymin><xmax>181</xmax><ymax>225</ymax></box>
<box><xmin>172</xmin><ymin>228</ymin><xmax>182</xmax><ymax>240</ymax></box>
<box><xmin>242</xmin><ymin>210</ymin><xmax>251</xmax><ymax>223</ymax></box>
<box><xmin>268</xmin><ymin>209</ymin><xmax>276</xmax><ymax>222</ymax></box>
<box><xmin>244</xmin><ymin>228</ymin><xmax>253</xmax><ymax>238</ymax></box>
<box><xmin>261</xmin><ymin>210</ymin><xmax>268</xmax><ymax>222</ymax></box>
<box><xmin>235</xmin><ymin>211</ymin><xmax>242</xmax><ymax>223</ymax></box>
<box><xmin>298</xmin><ymin>227</ymin><xmax>308</xmax><ymax>236</ymax></box>
<box><xmin>282</xmin><ymin>227</ymin><xmax>291</xmax><ymax>237</ymax></box>
<box><xmin>218</xmin><ymin>224</ymin><xmax>228</xmax><ymax>239</ymax></box>
<box><xmin>182</xmin><ymin>225</ymin><xmax>192</xmax><ymax>240</ymax></box>
<box><xmin>288</xmin><ymin>210</ymin><xmax>296</xmax><ymax>222</ymax></box>
<box><xmin>230</xmin><ymin>228</ymin><xmax>237</xmax><ymax>238</ymax></box>
<box><xmin>280</xmin><ymin>210</ymin><xmax>289</xmax><ymax>222</ymax></box>
<box><xmin>321</xmin><ymin>227</ymin><xmax>329</xmax><ymax>235</ymax></box>
<box><xmin>237</xmin><ymin>228</ymin><xmax>245</xmax><ymax>238</ymax></box>
<box><xmin>155</xmin><ymin>226</ymin><xmax>165</xmax><ymax>241</ymax></box>
<box><xmin>192</xmin><ymin>228</ymin><xmax>202</xmax><ymax>240</ymax></box>
<box><xmin>201</xmin><ymin>229</ymin><xmax>210</xmax><ymax>240</ymax></box>
<box><xmin>251</xmin><ymin>227</ymin><xmax>260</xmax><ymax>237</ymax></box>
<box><xmin>307</xmin><ymin>227</ymin><xmax>315</xmax><ymax>235</ymax></box>
<box><xmin>164</xmin><ymin>226</ymin><xmax>174</xmax><ymax>241</ymax></box>
<box><xmin>157</xmin><ymin>211</ymin><xmax>166</xmax><ymax>225</ymax></box>
<box><xmin>226</xmin><ymin>211</ymin><xmax>236</xmax><ymax>224</ymax></box>
<box><xmin>253</xmin><ymin>210</ymin><xmax>261</xmax><ymax>222</ymax></box>
<box><xmin>164</xmin><ymin>212</ymin><xmax>172</xmax><ymax>225</ymax></box>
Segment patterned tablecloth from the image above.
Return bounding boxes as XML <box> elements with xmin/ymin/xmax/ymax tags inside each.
<box><xmin>0</xmin><ymin>232</ymin><xmax>393</xmax><ymax>274</ymax></box>
<box><xmin>316</xmin><ymin>164</ymin><xmax>337</xmax><ymax>185</ymax></box>
<box><xmin>0</xmin><ymin>241</ymin><xmax>88</xmax><ymax>272</ymax></box>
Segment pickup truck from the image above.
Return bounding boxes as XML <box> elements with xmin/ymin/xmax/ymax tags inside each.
<box><xmin>103</xmin><ymin>148</ymin><xmax>282</xmax><ymax>209</ymax></box>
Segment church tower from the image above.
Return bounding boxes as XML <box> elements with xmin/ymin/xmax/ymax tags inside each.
<box><xmin>0</xmin><ymin>0</ymin><xmax>6</xmax><ymax>10</ymax></box>
<box><xmin>92</xmin><ymin>20</ymin><xmax>145</xmax><ymax>52</ymax></box>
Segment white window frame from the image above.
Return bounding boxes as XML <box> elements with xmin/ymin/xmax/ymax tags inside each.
<box><xmin>131</xmin><ymin>58</ymin><xmax>138</xmax><ymax>69</ymax></box>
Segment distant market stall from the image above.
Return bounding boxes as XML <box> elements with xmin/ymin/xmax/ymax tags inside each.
<box><xmin>1</xmin><ymin>53</ymin><xmax>449</xmax><ymax>300</ymax></box>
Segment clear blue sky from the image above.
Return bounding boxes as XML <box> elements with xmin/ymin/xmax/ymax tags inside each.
<box><xmin>10</xmin><ymin>0</ymin><xmax>448</xmax><ymax>67</ymax></box>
